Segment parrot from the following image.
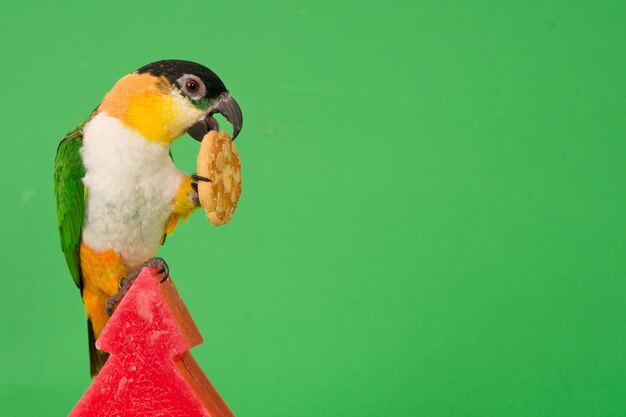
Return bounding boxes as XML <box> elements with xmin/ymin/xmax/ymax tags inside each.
<box><xmin>54</xmin><ymin>60</ymin><xmax>243</xmax><ymax>377</ymax></box>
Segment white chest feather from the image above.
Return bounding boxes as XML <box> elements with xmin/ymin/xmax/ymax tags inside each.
<box><xmin>81</xmin><ymin>113</ymin><xmax>184</xmax><ymax>271</ymax></box>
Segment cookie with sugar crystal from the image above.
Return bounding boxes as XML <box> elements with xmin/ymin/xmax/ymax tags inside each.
<box><xmin>196</xmin><ymin>131</ymin><xmax>242</xmax><ymax>226</ymax></box>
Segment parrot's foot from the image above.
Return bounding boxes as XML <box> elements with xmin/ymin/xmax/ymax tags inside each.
<box><xmin>141</xmin><ymin>257</ymin><xmax>169</xmax><ymax>283</ymax></box>
<box><xmin>190</xmin><ymin>173</ymin><xmax>211</xmax><ymax>207</ymax></box>
<box><xmin>105</xmin><ymin>257</ymin><xmax>170</xmax><ymax>316</ymax></box>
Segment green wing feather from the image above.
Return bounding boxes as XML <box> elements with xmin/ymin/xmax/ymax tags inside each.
<box><xmin>54</xmin><ymin>123</ymin><xmax>87</xmax><ymax>289</ymax></box>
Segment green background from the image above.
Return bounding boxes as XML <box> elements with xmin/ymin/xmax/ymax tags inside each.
<box><xmin>1</xmin><ymin>1</ymin><xmax>625</xmax><ymax>416</ymax></box>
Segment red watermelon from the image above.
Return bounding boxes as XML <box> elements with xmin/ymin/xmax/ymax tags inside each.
<box><xmin>69</xmin><ymin>267</ymin><xmax>234</xmax><ymax>417</ymax></box>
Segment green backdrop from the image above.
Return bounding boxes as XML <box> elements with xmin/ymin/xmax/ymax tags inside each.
<box><xmin>1</xmin><ymin>1</ymin><xmax>625</xmax><ymax>416</ymax></box>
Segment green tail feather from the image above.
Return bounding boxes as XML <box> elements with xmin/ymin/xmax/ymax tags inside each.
<box><xmin>87</xmin><ymin>319</ymin><xmax>109</xmax><ymax>378</ymax></box>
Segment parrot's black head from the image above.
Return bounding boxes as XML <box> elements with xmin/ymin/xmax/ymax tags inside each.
<box><xmin>137</xmin><ymin>60</ymin><xmax>227</xmax><ymax>100</ymax></box>
<box><xmin>136</xmin><ymin>59</ymin><xmax>243</xmax><ymax>140</ymax></box>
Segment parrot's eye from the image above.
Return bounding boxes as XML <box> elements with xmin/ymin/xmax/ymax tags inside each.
<box><xmin>186</xmin><ymin>80</ymin><xmax>198</xmax><ymax>92</ymax></box>
<box><xmin>176</xmin><ymin>74</ymin><xmax>206</xmax><ymax>101</ymax></box>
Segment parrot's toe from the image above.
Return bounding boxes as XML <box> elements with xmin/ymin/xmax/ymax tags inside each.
<box><xmin>144</xmin><ymin>257</ymin><xmax>170</xmax><ymax>283</ymax></box>
<box><xmin>105</xmin><ymin>295</ymin><xmax>120</xmax><ymax>317</ymax></box>
<box><xmin>189</xmin><ymin>191</ymin><xmax>200</xmax><ymax>207</ymax></box>
<box><xmin>190</xmin><ymin>174</ymin><xmax>210</xmax><ymax>208</ymax></box>
<box><xmin>191</xmin><ymin>173</ymin><xmax>212</xmax><ymax>183</ymax></box>
<box><xmin>105</xmin><ymin>257</ymin><xmax>171</xmax><ymax>316</ymax></box>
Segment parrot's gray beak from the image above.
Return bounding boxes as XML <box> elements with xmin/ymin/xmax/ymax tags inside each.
<box><xmin>187</xmin><ymin>92</ymin><xmax>243</xmax><ymax>141</ymax></box>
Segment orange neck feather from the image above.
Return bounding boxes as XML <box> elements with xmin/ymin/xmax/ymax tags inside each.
<box><xmin>98</xmin><ymin>73</ymin><xmax>199</xmax><ymax>144</ymax></box>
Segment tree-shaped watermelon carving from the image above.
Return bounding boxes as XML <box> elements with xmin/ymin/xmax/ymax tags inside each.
<box><xmin>69</xmin><ymin>267</ymin><xmax>234</xmax><ymax>417</ymax></box>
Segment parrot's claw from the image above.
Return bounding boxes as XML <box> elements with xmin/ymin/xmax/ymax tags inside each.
<box><xmin>105</xmin><ymin>257</ymin><xmax>170</xmax><ymax>316</ymax></box>
<box><xmin>143</xmin><ymin>257</ymin><xmax>170</xmax><ymax>283</ymax></box>
<box><xmin>191</xmin><ymin>173</ymin><xmax>212</xmax><ymax>182</ymax></box>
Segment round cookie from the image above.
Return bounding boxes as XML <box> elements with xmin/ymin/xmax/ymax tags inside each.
<box><xmin>196</xmin><ymin>130</ymin><xmax>242</xmax><ymax>226</ymax></box>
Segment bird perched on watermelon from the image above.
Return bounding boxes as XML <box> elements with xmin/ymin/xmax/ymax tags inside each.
<box><xmin>54</xmin><ymin>60</ymin><xmax>243</xmax><ymax>376</ymax></box>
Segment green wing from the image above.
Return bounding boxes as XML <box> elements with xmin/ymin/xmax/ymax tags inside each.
<box><xmin>54</xmin><ymin>123</ymin><xmax>87</xmax><ymax>289</ymax></box>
